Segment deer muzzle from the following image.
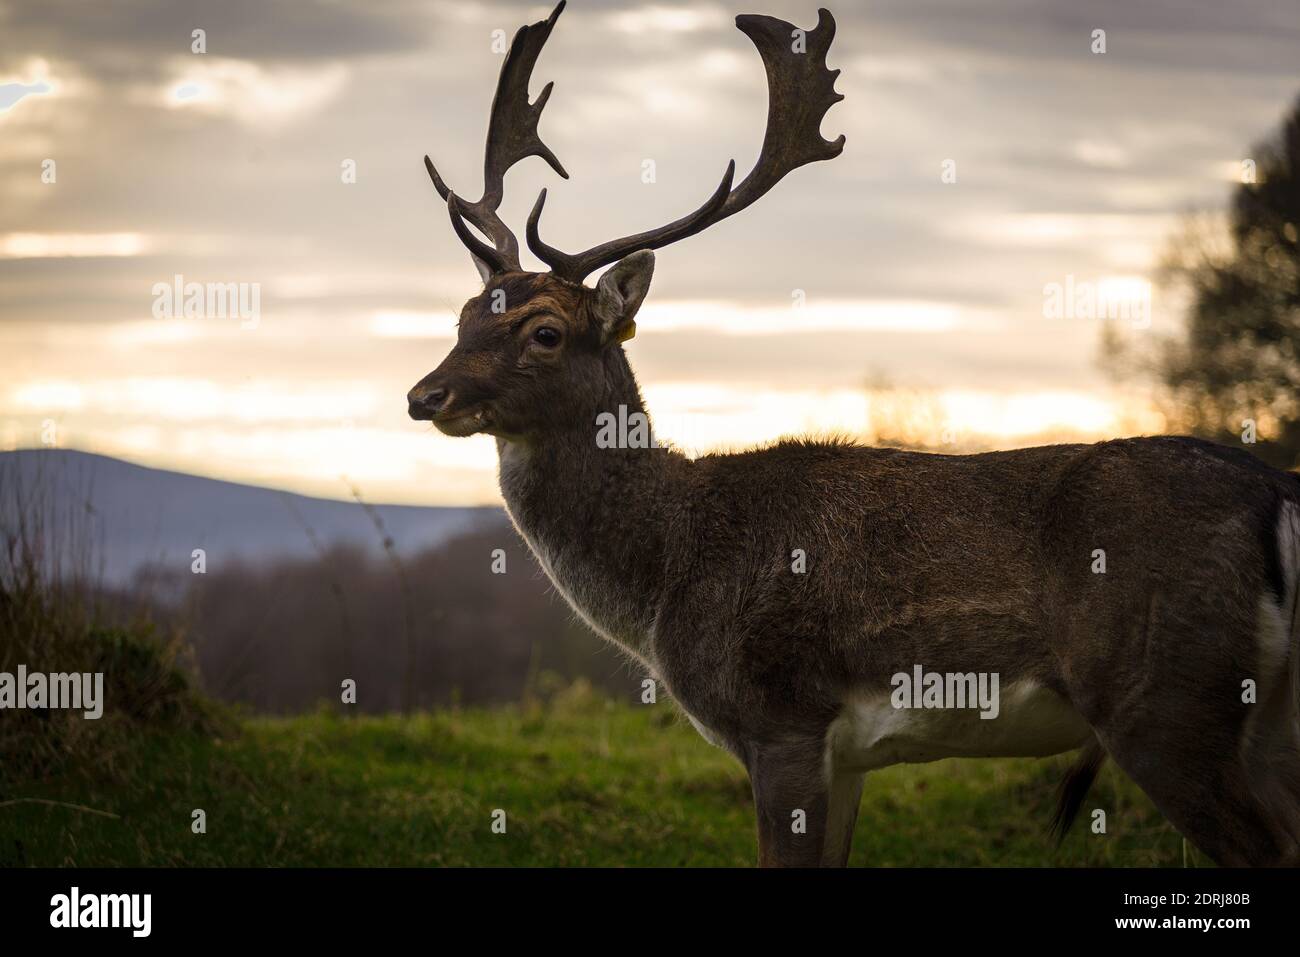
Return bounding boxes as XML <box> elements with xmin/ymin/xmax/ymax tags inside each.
<box><xmin>407</xmin><ymin>383</ymin><xmax>448</xmax><ymax>421</ymax></box>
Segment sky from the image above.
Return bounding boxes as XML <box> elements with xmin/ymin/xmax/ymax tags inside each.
<box><xmin>2</xmin><ymin>0</ymin><xmax>1298</xmax><ymax>505</ymax></box>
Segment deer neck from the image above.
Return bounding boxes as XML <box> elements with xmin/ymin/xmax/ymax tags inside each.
<box><xmin>495</xmin><ymin>353</ymin><xmax>681</xmax><ymax>662</ymax></box>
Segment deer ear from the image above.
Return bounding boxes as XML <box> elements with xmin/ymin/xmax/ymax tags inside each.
<box><xmin>469</xmin><ymin>253</ymin><xmax>494</xmax><ymax>285</ymax></box>
<box><xmin>593</xmin><ymin>250</ymin><xmax>654</xmax><ymax>344</ymax></box>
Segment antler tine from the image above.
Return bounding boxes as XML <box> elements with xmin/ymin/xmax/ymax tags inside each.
<box><xmin>426</xmin><ymin>0</ymin><xmax>570</xmax><ymax>275</ymax></box>
<box><xmin>446</xmin><ymin>193</ymin><xmax>506</xmax><ymax>273</ymax></box>
<box><xmin>528</xmin><ymin>7</ymin><xmax>844</xmax><ymax>283</ymax></box>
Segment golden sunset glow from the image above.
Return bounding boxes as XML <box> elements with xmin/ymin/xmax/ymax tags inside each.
<box><xmin>0</xmin><ymin>231</ymin><xmax>149</xmax><ymax>258</ymax></box>
<box><xmin>1</xmin><ymin>340</ymin><xmax>1169</xmax><ymax>505</ymax></box>
<box><xmin>3</xmin><ymin>0</ymin><xmax>1293</xmax><ymax>508</ymax></box>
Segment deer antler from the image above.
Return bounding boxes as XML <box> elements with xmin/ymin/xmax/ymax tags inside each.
<box><xmin>527</xmin><ymin>8</ymin><xmax>845</xmax><ymax>283</ymax></box>
<box><xmin>426</xmin><ymin>0</ymin><xmax>569</xmax><ymax>275</ymax></box>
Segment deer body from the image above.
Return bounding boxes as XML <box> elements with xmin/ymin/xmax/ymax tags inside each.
<box><xmin>410</xmin><ymin>3</ymin><xmax>1300</xmax><ymax>865</ymax></box>
<box><xmin>494</xmin><ymin>351</ymin><xmax>1105</xmax><ymax>762</ymax></box>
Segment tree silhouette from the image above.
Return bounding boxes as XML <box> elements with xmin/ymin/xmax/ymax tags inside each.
<box><xmin>1135</xmin><ymin>94</ymin><xmax>1300</xmax><ymax>469</ymax></box>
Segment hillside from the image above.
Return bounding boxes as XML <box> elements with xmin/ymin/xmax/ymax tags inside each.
<box><xmin>0</xmin><ymin>449</ymin><xmax>497</xmax><ymax>586</ymax></box>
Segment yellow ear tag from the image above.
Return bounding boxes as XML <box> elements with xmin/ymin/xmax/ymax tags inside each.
<box><xmin>616</xmin><ymin>320</ymin><xmax>637</xmax><ymax>343</ymax></box>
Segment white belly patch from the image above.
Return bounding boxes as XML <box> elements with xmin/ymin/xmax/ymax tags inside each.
<box><xmin>827</xmin><ymin>680</ymin><xmax>1092</xmax><ymax>773</ymax></box>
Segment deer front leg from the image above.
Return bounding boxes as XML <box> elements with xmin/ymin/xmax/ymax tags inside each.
<box><xmin>746</xmin><ymin>740</ymin><xmax>863</xmax><ymax>867</ymax></box>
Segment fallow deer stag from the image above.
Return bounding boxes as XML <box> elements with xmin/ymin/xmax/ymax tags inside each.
<box><xmin>408</xmin><ymin>2</ymin><xmax>1300</xmax><ymax>866</ymax></box>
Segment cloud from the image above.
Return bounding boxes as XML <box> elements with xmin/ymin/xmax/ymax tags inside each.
<box><xmin>0</xmin><ymin>0</ymin><xmax>427</xmax><ymax>73</ymax></box>
<box><xmin>157</xmin><ymin>58</ymin><xmax>349</xmax><ymax>126</ymax></box>
<box><xmin>603</xmin><ymin>4</ymin><xmax>730</xmax><ymax>36</ymax></box>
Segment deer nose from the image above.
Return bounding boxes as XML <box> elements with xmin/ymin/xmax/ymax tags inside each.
<box><xmin>408</xmin><ymin>386</ymin><xmax>448</xmax><ymax>420</ymax></box>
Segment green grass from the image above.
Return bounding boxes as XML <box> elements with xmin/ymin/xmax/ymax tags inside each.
<box><xmin>1</xmin><ymin>687</ymin><xmax>1197</xmax><ymax>867</ymax></box>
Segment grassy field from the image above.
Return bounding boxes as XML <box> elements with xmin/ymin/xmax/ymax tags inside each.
<box><xmin>1</xmin><ymin>685</ymin><xmax>1199</xmax><ymax>867</ymax></box>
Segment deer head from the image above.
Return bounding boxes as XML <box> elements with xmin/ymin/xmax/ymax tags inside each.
<box><xmin>408</xmin><ymin>1</ymin><xmax>844</xmax><ymax>439</ymax></box>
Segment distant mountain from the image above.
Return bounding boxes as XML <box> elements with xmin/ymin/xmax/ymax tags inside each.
<box><xmin>0</xmin><ymin>449</ymin><xmax>501</xmax><ymax>586</ymax></box>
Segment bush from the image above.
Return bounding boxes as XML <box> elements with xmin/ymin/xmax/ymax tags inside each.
<box><xmin>0</xmin><ymin>460</ymin><xmax>223</xmax><ymax>788</ymax></box>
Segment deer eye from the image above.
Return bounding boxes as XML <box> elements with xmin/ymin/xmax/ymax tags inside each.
<box><xmin>532</xmin><ymin>326</ymin><xmax>561</xmax><ymax>347</ymax></box>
